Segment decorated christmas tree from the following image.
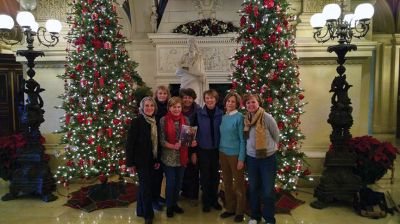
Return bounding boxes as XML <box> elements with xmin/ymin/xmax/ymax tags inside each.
<box><xmin>231</xmin><ymin>0</ymin><xmax>310</xmax><ymax>191</ymax></box>
<box><xmin>56</xmin><ymin>0</ymin><xmax>141</xmax><ymax>186</ymax></box>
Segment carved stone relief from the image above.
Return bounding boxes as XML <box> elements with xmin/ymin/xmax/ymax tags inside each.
<box><xmin>158</xmin><ymin>46</ymin><xmax>236</xmax><ymax>74</ymax></box>
<box><xmin>202</xmin><ymin>47</ymin><xmax>235</xmax><ymax>72</ymax></box>
<box><xmin>35</xmin><ymin>0</ymin><xmax>68</xmax><ymax>21</ymax></box>
<box><xmin>159</xmin><ymin>48</ymin><xmax>186</xmax><ymax>73</ymax></box>
<box><xmin>192</xmin><ymin>0</ymin><xmax>223</xmax><ymax>19</ymax></box>
<box><xmin>303</xmin><ymin>0</ymin><xmax>350</xmax><ymax>13</ymax></box>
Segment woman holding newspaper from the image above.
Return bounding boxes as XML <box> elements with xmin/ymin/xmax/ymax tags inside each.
<box><xmin>159</xmin><ymin>97</ymin><xmax>197</xmax><ymax>218</ymax></box>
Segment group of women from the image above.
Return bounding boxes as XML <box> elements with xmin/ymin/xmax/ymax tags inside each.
<box><xmin>125</xmin><ymin>86</ymin><xmax>280</xmax><ymax>224</ymax></box>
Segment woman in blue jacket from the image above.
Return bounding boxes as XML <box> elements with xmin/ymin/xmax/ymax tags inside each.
<box><xmin>192</xmin><ymin>89</ymin><xmax>223</xmax><ymax>212</ymax></box>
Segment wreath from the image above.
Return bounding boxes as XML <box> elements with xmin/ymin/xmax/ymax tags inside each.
<box><xmin>173</xmin><ymin>18</ymin><xmax>238</xmax><ymax>36</ymax></box>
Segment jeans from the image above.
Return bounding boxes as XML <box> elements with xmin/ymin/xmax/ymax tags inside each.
<box><xmin>163</xmin><ymin>165</ymin><xmax>185</xmax><ymax>208</ymax></box>
<box><xmin>246</xmin><ymin>154</ymin><xmax>277</xmax><ymax>224</ymax></box>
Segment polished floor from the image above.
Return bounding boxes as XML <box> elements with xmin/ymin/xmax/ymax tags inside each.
<box><xmin>0</xmin><ymin>172</ymin><xmax>399</xmax><ymax>224</ymax></box>
<box><xmin>1</xmin><ymin>135</ymin><xmax>399</xmax><ymax>224</ymax></box>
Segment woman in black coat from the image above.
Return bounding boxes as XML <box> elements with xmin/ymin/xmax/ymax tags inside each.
<box><xmin>126</xmin><ymin>96</ymin><xmax>160</xmax><ymax>224</ymax></box>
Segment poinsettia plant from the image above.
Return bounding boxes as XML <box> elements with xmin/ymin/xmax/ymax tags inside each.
<box><xmin>0</xmin><ymin>133</ymin><xmax>47</xmax><ymax>181</ymax></box>
<box><xmin>173</xmin><ymin>18</ymin><xmax>238</xmax><ymax>36</ymax></box>
<box><xmin>346</xmin><ymin>136</ymin><xmax>399</xmax><ymax>185</ymax></box>
<box><xmin>0</xmin><ymin>133</ymin><xmax>26</xmax><ymax>181</ymax></box>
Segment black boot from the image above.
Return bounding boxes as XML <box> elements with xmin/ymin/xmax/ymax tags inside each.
<box><xmin>167</xmin><ymin>207</ymin><xmax>174</xmax><ymax>218</ymax></box>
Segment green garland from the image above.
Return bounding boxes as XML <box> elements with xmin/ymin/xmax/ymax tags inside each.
<box><xmin>173</xmin><ymin>18</ymin><xmax>238</xmax><ymax>36</ymax></box>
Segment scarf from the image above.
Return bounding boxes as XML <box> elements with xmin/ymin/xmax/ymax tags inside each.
<box><xmin>165</xmin><ymin>111</ymin><xmax>189</xmax><ymax>166</ymax></box>
<box><xmin>244</xmin><ymin>107</ymin><xmax>267</xmax><ymax>158</ymax></box>
<box><xmin>143</xmin><ymin>114</ymin><xmax>158</xmax><ymax>159</ymax></box>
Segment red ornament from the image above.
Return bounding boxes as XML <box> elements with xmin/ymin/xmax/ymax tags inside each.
<box><xmin>99</xmin><ymin>173</ymin><xmax>107</xmax><ymax>183</ymax></box>
<box><xmin>269</xmin><ymin>34</ymin><xmax>277</xmax><ymax>43</ymax></box>
<box><xmin>81</xmin><ymin>7</ymin><xmax>88</xmax><ymax>14</ymax></box>
<box><xmin>94</xmin><ymin>71</ymin><xmax>100</xmax><ymax>78</ymax></box>
<box><xmin>75</xmin><ymin>36</ymin><xmax>85</xmax><ymax>45</ymax></box>
<box><xmin>91</xmin><ymin>39</ymin><xmax>102</xmax><ymax>49</ymax></box>
<box><xmin>105</xmin><ymin>19</ymin><xmax>111</xmax><ymax>26</ymax></box>
<box><xmin>299</xmin><ymin>94</ymin><xmax>304</xmax><ymax>100</ymax></box>
<box><xmin>278</xmin><ymin>121</ymin><xmax>284</xmax><ymax>130</ymax></box>
<box><xmin>86</xmin><ymin>60</ymin><xmax>93</xmax><ymax>67</ymax></box>
<box><xmin>286</xmin><ymin>108</ymin><xmax>294</xmax><ymax>115</ymax></box>
<box><xmin>88</xmin><ymin>136</ymin><xmax>94</xmax><ymax>145</ymax></box>
<box><xmin>245</xmin><ymin>4</ymin><xmax>253</xmax><ymax>14</ymax></box>
<box><xmin>113</xmin><ymin>119</ymin><xmax>121</xmax><ymax>125</ymax></box>
<box><xmin>96</xmin><ymin>145</ymin><xmax>102</xmax><ymax>153</ymax></box>
<box><xmin>118</xmin><ymin>82</ymin><xmax>126</xmax><ymax>90</ymax></box>
<box><xmin>123</xmin><ymin>73</ymin><xmax>132</xmax><ymax>81</ymax></box>
<box><xmin>99</xmin><ymin>76</ymin><xmax>105</xmax><ymax>87</ymax></box>
<box><xmin>255</xmin><ymin>21</ymin><xmax>261</xmax><ymax>30</ymax></box>
<box><xmin>250</xmin><ymin>37</ymin><xmax>263</xmax><ymax>46</ymax></box>
<box><xmin>303</xmin><ymin>168</ymin><xmax>311</xmax><ymax>176</ymax></box>
<box><xmin>283</xmin><ymin>19</ymin><xmax>289</xmax><ymax>28</ymax></box>
<box><xmin>66</xmin><ymin>114</ymin><xmax>71</xmax><ymax>125</ymax></box>
<box><xmin>80</xmin><ymin>79</ymin><xmax>88</xmax><ymax>87</ymax></box>
<box><xmin>94</xmin><ymin>25</ymin><xmax>99</xmax><ymax>33</ymax></box>
<box><xmin>262</xmin><ymin>53</ymin><xmax>270</xmax><ymax>60</ymax></box>
<box><xmin>116</xmin><ymin>92</ymin><xmax>123</xmax><ymax>100</ymax></box>
<box><xmin>285</xmin><ymin>165</ymin><xmax>291</xmax><ymax>171</ymax></box>
<box><xmin>107</xmin><ymin>128</ymin><xmax>113</xmax><ymax>137</ymax></box>
<box><xmin>285</xmin><ymin>40</ymin><xmax>289</xmax><ymax>47</ymax></box>
<box><xmin>245</xmin><ymin>84</ymin><xmax>251</xmax><ymax>90</ymax></box>
<box><xmin>248</xmin><ymin>27</ymin><xmax>255</xmax><ymax>33</ymax></box>
<box><xmin>77</xmin><ymin>113</ymin><xmax>85</xmax><ymax>123</ymax></box>
<box><xmin>266</xmin><ymin>97</ymin><xmax>273</xmax><ymax>103</ymax></box>
<box><xmin>266</xmin><ymin>0</ymin><xmax>274</xmax><ymax>9</ymax></box>
<box><xmin>69</xmin><ymin>73</ymin><xmax>76</xmax><ymax>79</ymax></box>
<box><xmin>66</xmin><ymin>160</ymin><xmax>73</xmax><ymax>167</ymax></box>
<box><xmin>91</xmin><ymin>13</ymin><xmax>98</xmax><ymax>21</ymax></box>
<box><xmin>88</xmin><ymin>0</ymin><xmax>93</xmax><ymax>4</ymax></box>
<box><xmin>86</xmin><ymin>116</ymin><xmax>93</xmax><ymax>125</ymax></box>
<box><xmin>125</xmin><ymin>118</ymin><xmax>132</xmax><ymax>125</ymax></box>
<box><xmin>276</xmin><ymin>25</ymin><xmax>282</xmax><ymax>34</ymax></box>
<box><xmin>253</xmin><ymin>5</ymin><xmax>259</xmax><ymax>17</ymax></box>
<box><xmin>240</xmin><ymin>16</ymin><xmax>246</xmax><ymax>27</ymax></box>
<box><xmin>104</xmin><ymin>41</ymin><xmax>112</xmax><ymax>49</ymax></box>
<box><xmin>75</xmin><ymin>64</ymin><xmax>83</xmax><ymax>72</ymax></box>
<box><xmin>105</xmin><ymin>101</ymin><xmax>113</xmax><ymax>110</ymax></box>
<box><xmin>232</xmin><ymin>81</ymin><xmax>238</xmax><ymax>89</ymax></box>
<box><xmin>277</xmin><ymin>60</ymin><xmax>286</xmax><ymax>70</ymax></box>
<box><xmin>272</xmin><ymin>72</ymin><xmax>279</xmax><ymax>80</ymax></box>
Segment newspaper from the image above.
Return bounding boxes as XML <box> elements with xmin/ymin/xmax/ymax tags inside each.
<box><xmin>180</xmin><ymin>125</ymin><xmax>198</xmax><ymax>147</ymax></box>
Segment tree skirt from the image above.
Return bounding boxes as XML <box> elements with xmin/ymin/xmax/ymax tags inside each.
<box><xmin>221</xmin><ymin>190</ymin><xmax>305</xmax><ymax>215</ymax></box>
<box><xmin>65</xmin><ymin>181</ymin><xmax>138</xmax><ymax>212</ymax></box>
<box><xmin>275</xmin><ymin>192</ymin><xmax>305</xmax><ymax>214</ymax></box>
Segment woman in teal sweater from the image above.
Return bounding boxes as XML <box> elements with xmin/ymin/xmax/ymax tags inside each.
<box><xmin>219</xmin><ymin>92</ymin><xmax>246</xmax><ymax>222</ymax></box>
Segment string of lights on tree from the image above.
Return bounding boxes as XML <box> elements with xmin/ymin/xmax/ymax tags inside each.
<box><xmin>231</xmin><ymin>0</ymin><xmax>312</xmax><ymax>191</ymax></box>
<box><xmin>55</xmin><ymin>0</ymin><xmax>140</xmax><ymax>186</ymax></box>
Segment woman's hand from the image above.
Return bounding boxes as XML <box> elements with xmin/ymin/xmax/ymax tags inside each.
<box><xmin>237</xmin><ymin>161</ymin><xmax>244</xmax><ymax>170</ymax></box>
<box><xmin>191</xmin><ymin>153</ymin><xmax>197</xmax><ymax>165</ymax></box>
<box><xmin>173</xmin><ymin>142</ymin><xmax>181</xmax><ymax>150</ymax></box>
<box><xmin>191</xmin><ymin>140</ymin><xmax>197</xmax><ymax>147</ymax></box>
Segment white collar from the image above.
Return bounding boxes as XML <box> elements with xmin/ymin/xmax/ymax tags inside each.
<box><xmin>226</xmin><ymin>110</ymin><xmax>238</xmax><ymax>115</ymax></box>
